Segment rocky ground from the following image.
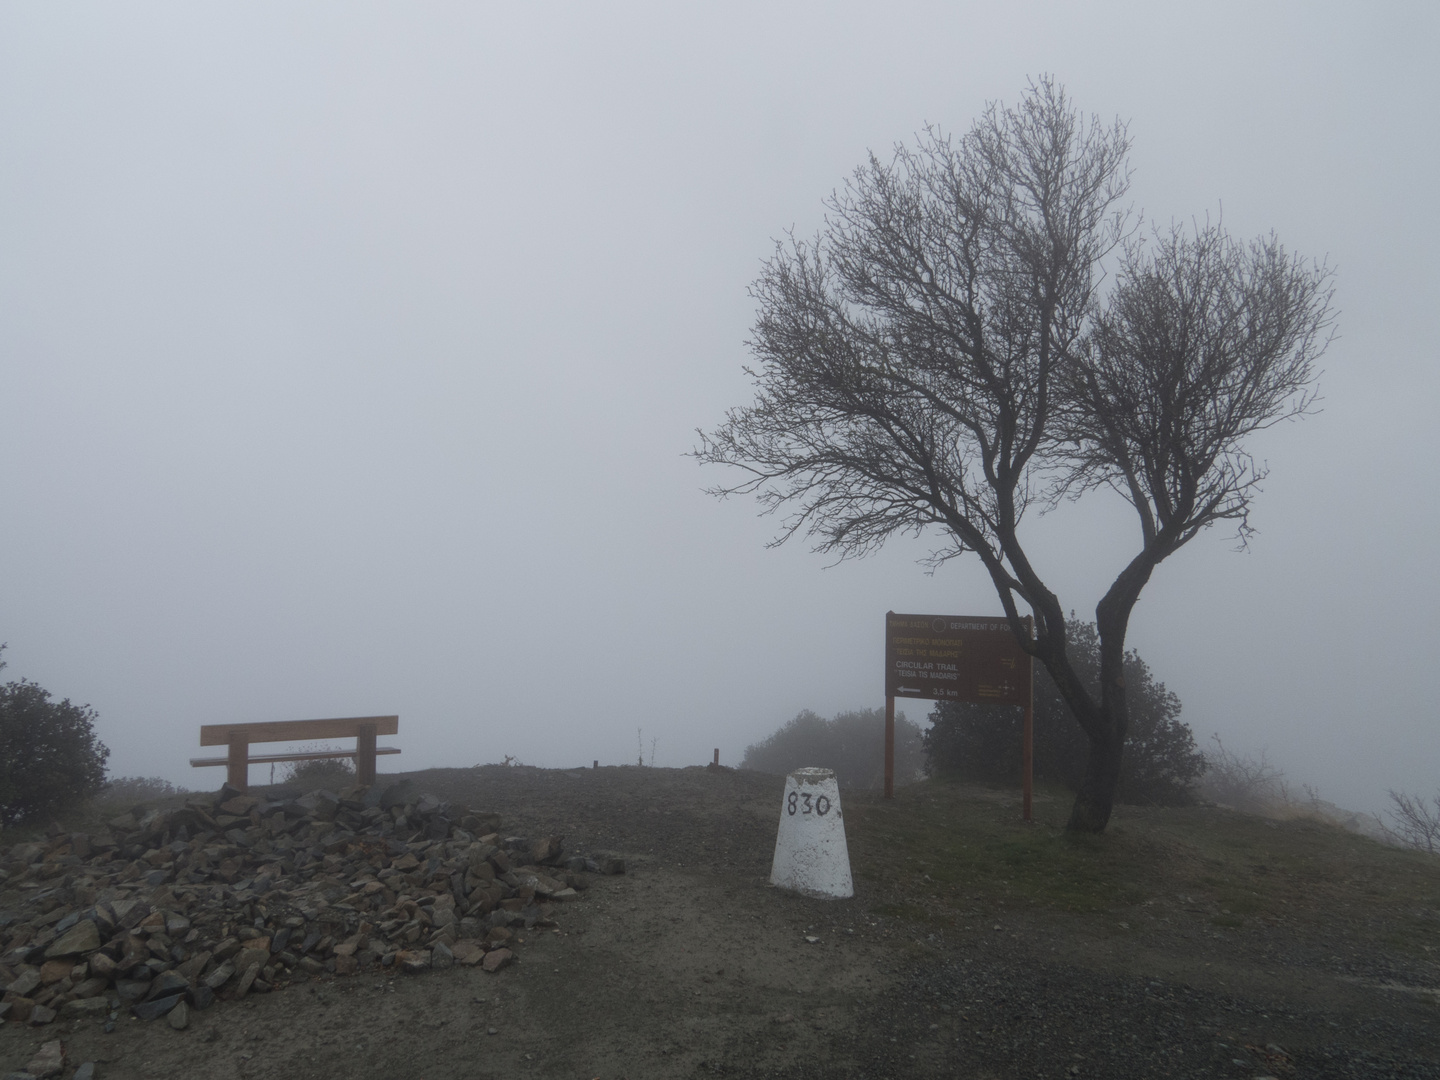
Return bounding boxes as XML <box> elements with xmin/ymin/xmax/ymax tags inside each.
<box><xmin>0</xmin><ymin>776</ymin><xmax>610</xmax><ymax>1034</ymax></box>
<box><xmin>1</xmin><ymin>764</ymin><xmax>1438</xmax><ymax>1079</ymax></box>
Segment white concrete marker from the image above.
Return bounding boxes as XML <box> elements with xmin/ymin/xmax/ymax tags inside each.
<box><xmin>769</xmin><ymin>767</ymin><xmax>854</xmax><ymax>899</ymax></box>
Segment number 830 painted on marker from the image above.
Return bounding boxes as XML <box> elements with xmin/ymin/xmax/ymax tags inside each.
<box><xmin>786</xmin><ymin>791</ymin><xmax>832</xmax><ymax>816</ymax></box>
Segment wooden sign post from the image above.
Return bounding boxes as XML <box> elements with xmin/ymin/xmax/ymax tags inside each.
<box><xmin>883</xmin><ymin>611</ymin><xmax>1035</xmax><ymax>820</ymax></box>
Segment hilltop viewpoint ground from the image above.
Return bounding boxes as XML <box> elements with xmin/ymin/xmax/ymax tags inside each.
<box><xmin>3</xmin><ymin>764</ymin><xmax>1439</xmax><ymax>1079</ymax></box>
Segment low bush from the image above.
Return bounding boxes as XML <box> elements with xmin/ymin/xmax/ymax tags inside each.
<box><xmin>1382</xmin><ymin>789</ymin><xmax>1440</xmax><ymax>854</ymax></box>
<box><xmin>923</xmin><ymin>619</ymin><xmax>1205</xmax><ymax>806</ymax></box>
<box><xmin>742</xmin><ymin>707</ymin><xmax>925</xmax><ymax>790</ymax></box>
<box><xmin>1194</xmin><ymin>735</ymin><xmax>1290</xmax><ymax>812</ymax></box>
<box><xmin>0</xmin><ymin>651</ymin><xmax>110</xmax><ymax>827</ymax></box>
<box><xmin>282</xmin><ymin>752</ymin><xmax>355</xmax><ymax>788</ymax></box>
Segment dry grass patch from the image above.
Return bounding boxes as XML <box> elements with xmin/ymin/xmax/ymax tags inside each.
<box><xmin>844</xmin><ymin>777</ymin><xmax>1440</xmax><ymax>958</ymax></box>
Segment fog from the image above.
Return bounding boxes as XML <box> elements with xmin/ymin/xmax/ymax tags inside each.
<box><xmin>1</xmin><ymin>3</ymin><xmax>1436</xmax><ymax>814</ymax></box>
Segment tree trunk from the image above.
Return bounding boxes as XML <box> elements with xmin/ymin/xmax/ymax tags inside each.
<box><xmin>1067</xmin><ymin>724</ymin><xmax>1125</xmax><ymax>832</ymax></box>
<box><xmin>1064</xmin><ymin>548</ymin><xmax>1159</xmax><ymax>832</ymax></box>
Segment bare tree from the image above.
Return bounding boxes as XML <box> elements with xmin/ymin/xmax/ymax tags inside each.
<box><xmin>1384</xmin><ymin>790</ymin><xmax>1440</xmax><ymax>854</ymax></box>
<box><xmin>1195</xmin><ymin>735</ymin><xmax>1290</xmax><ymax>813</ymax></box>
<box><xmin>695</xmin><ymin>78</ymin><xmax>1335</xmax><ymax>831</ymax></box>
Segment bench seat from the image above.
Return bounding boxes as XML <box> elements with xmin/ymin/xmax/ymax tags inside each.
<box><xmin>189</xmin><ymin>746</ymin><xmax>401</xmax><ymax>768</ymax></box>
<box><xmin>191</xmin><ymin>714</ymin><xmax>400</xmax><ymax>791</ymax></box>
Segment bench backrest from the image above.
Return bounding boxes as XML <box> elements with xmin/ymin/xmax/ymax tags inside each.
<box><xmin>199</xmin><ymin>715</ymin><xmax>399</xmax><ymax>746</ymax></box>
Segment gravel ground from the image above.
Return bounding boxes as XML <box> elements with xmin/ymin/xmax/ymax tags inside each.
<box><xmin>2</xmin><ymin>764</ymin><xmax>1437</xmax><ymax>1079</ymax></box>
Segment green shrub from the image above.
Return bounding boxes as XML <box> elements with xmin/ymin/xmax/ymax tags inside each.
<box><xmin>923</xmin><ymin>619</ymin><xmax>1205</xmax><ymax>806</ymax></box>
<box><xmin>282</xmin><ymin>753</ymin><xmax>355</xmax><ymax>788</ymax></box>
<box><xmin>742</xmin><ymin>707</ymin><xmax>925</xmax><ymax>790</ymax></box>
<box><xmin>0</xmin><ymin>653</ymin><xmax>110</xmax><ymax>827</ymax></box>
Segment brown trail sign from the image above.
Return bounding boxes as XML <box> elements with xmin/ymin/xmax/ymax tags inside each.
<box><xmin>883</xmin><ymin>611</ymin><xmax>1035</xmax><ymax>819</ymax></box>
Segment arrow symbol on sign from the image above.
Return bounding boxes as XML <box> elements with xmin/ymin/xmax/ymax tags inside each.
<box><xmin>897</xmin><ymin>686</ymin><xmax>922</xmax><ymax>694</ymax></box>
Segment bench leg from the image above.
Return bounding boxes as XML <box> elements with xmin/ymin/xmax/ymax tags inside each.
<box><xmin>356</xmin><ymin>724</ymin><xmax>377</xmax><ymax>787</ymax></box>
<box><xmin>227</xmin><ymin>733</ymin><xmax>250</xmax><ymax>792</ymax></box>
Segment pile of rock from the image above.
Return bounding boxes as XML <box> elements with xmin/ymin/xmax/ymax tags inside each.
<box><xmin>0</xmin><ymin>779</ymin><xmax>622</xmax><ymax>1030</ymax></box>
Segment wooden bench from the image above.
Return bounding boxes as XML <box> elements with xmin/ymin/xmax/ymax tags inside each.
<box><xmin>190</xmin><ymin>715</ymin><xmax>401</xmax><ymax>792</ymax></box>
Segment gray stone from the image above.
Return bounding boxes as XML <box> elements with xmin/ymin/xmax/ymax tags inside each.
<box><xmin>25</xmin><ymin>1040</ymin><xmax>64</xmax><ymax>1079</ymax></box>
<box><xmin>73</xmin><ymin>1063</ymin><xmax>96</xmax><ymax>1080</ymax></box>
<box><xmin>424</xmin><ymin>815</ymin><xmax>450</xmax><ymax>840</ymax></box>
<box><xmin>175</xmin><ymin>950</ymin><xmax>211</xmax><ymax>982</ymax></box>
<box><xmin>451</xmin><ymin>940</ymin><xmax>485</xmax><ymax>966</ymax></box>
<box><xmin>233</xmin><ymin>957</ymin><xmax>263</xmax><ymax>998</ymax></box>
<box><xmin>297</xmin><ymin>791</ymin><xmax>340</xmax><ymax>821</ymax></box>
<box><xmin>481</xmin><ymin>948</ymin><xmax>513</xmax><ymax>973</ymax></box>
<box><xmin>235</xmin><ymin>946</ymin><xmax>269</xmax><ymax>975</ymax></box>
<box><xmin>564</xmin><ymin>872</ymin><xmax>589</xmax><ymax>891</ymax></box>
<box><xmin>430</xmin><ymin>905</ymin><xmax>456</xmax><ymax>929</ymax></box>
<box><xmin>378</xmin><ymin>780</ymin><xmax>415</xmax><ymax>810</ymax></box>
<box><xmin>187</xmin><ymin>984</ymin><xmax>215</xmax><ymax>1011</ymax></box>
<box><xmin>431</xmin><ymin>941</ymin><xmax>454</xmax><ymax>970</ymax></box>
<box><xmin>530</xmin><ymin>835</ymin><xmax>564</xmax><ymax>865</ymax></box>
<box><xmin>131</xmin><ymin>993</ymin><xmax>184</xmax><ymax>1022</ymax></box>
<box><xmin>166</xmin><ymin>1000</ymin><xmax>189</xmax><ymax>1030</ymax></box>
<box><xmin>397</xmin><ymin>950</ymin><xmax>431</xmax><ymax>974</ymax></box>
<box><xmin>461</xmin><ymin>811</ymin><xmax>502</xmax><ymax>834</ymax></box>
<box><xmin>202</xmin><ymin>961</ymin><xmax>235</xmax><ymax>990</ymax></box>
<box><xmin>71</xmin><ymin>976</ymin><xmax>110</xmax><ymax>999</ymax></box>
<box><xmin>115</xmin><ymin>901</ymin><xmax>147</xmax><ymax>930</ymax></box>
<box><xmin>146</xmin><ymin>971</ymin><xmax>190</xmax><ymax>1000</ymax></box>
<box><xmin>5</xmin><ymin>970</ymin><xmax>41</xmax><ymax>997</ymax></box>
<box><xmin>27</xmin><ymin>1005</ymin><xmax>57</xmax><ymax>1026</ymax></box>
<box><xmin>59</xmin><ymin>998</ymin><xmax>113</xmax><ymax>1020</ymax></box>
<box><xmin>113</xmin><ymin>979</ymin><xmax>149</xmax><ymax>1008</ymax></box>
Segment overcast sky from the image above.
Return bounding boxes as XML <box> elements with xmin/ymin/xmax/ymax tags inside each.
<box><xmin>1</xmin><ymin>2</ymin><xmax>1436</xmax><ymax>813</ymax></box>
